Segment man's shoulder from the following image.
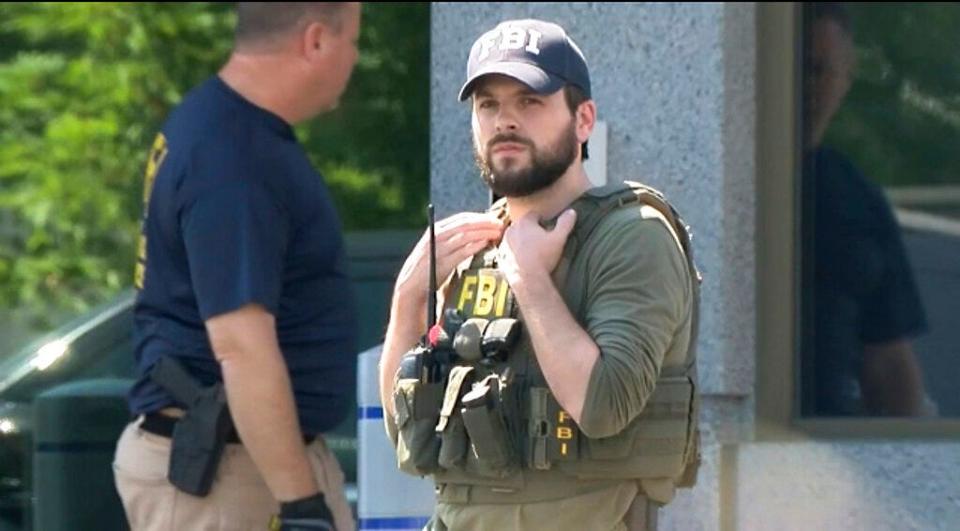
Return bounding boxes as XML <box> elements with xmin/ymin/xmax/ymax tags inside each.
<box><xmin>588</xmin><ymin>203</ymin><xmax>681</xmax><ymax>250</ymax></box>
<box><xmin>165</xmin><ymin>77</ymin><xmax>286</xmax><ymax>155</ymax></box>
<box><xmin>164</xmin><ymin>77</ymin><xmax>230</xmax><ymax>129</ymax></box>
<box><xmin>163</xmin><ymin>82</ymin><xmax>305</xmax><ymax>201</ymax></box>
<box><xmin>578</xmin><ymin>203</ymin><xmax>691</xmax><ymax>291</ymax></box>
<box><xmin>815</xmin><ymin>147</ymin><xmax>885</xmax><ymax>198</ymax></box>
<box><xmin>814</xmin><ymin>146</ymin><xmax>897</xmax><ymax>226</ymax></box>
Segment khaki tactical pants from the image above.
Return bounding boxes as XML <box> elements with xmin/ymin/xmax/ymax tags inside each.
<box><xmin>113</xmin><ymin>418</ymin><xmax>354</xmax><ymax>531</ymax></box>
<box><xmin>428</xmin><ymin>481</ymin><xmax>658</xmax><ymax>531</ymax></box>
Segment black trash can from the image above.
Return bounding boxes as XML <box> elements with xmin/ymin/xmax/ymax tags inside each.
<box><xmin>33</xmin><ymin>378</ymin><xmax>132</xmax><ymax>531</ymax></box>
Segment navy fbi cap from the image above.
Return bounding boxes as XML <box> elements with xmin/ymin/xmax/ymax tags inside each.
<box><xmin>458</xmin><ymin>19</ymin><xmax>591</xmax><ymax>101</ymax></box>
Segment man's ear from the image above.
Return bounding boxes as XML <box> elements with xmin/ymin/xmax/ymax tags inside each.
<box><xmin>575</xmin><ymin>100</ymin><xmax>597</xmax><ymax>144</ymax></box>
<box><xmin>302</xmin><ymin>21</ymin><xmax>327</xmax><ymax>62</ymax></box>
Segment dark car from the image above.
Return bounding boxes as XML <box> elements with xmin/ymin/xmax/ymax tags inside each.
<box><xmin>0</xmin><ymin>230</ymin><xmax>418</xmax><ymax>531</ymax></box>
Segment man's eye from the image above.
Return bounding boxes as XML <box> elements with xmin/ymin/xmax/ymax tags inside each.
<box><xmin>522</xmin><ymin>97</ymin><xmax>541</xmax><ymax>106</ymax></box>
<box><xmin>478</xmin><ymin>100</ymin><xmax>497</xmax><ymax>109</ymax></box>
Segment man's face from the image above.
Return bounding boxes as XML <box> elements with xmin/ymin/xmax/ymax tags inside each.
<box><xmin>808</xmin><ymin>18</ymin><xmax>854</xmax><ymax>147</ymax></box>
<box><xmin>471</xmin><ymin>75</ymin><xmax>579</xmax><ymax>198</ymax></box>
<box><xmin>311</xmin><ymin>2</ymin><xmax>361</xmax><ymax>114</ymax></box>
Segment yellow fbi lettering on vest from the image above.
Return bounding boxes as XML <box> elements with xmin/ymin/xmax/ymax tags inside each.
<box><xmin>555</xmin><ymin>410</ymin><xmax>578</xmax><ymax>458</ymax></box>
<box><xmin>455</xmin><ymin>269</ymin><xmax>513</xmax><ymax>318</ymax></box>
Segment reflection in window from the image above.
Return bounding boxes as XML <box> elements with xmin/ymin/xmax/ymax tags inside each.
<box><xmin>801</xmin><ymin>3</ymin><xmax>960</xmax><ymax>417</ymax></box>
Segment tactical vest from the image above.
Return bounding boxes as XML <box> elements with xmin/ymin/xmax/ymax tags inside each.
<box><xmin>392</xmin><ymin>181</ymin><xmax>702</xmax><ymax>505</ymax></box>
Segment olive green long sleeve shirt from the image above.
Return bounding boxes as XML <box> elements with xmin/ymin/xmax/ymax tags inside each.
<box><xmin>568</xmin><ymin>204</ymin><xmax>693</xmax><ymax>439</ymax></box>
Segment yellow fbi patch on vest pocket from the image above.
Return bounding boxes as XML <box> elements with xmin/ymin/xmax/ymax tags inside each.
<box><xmin>552</xmin><ymin>405</ymin><xmax>579</xmax><ymax>460</ymax></box>
<box><xmin>453</xmin><ymin>268</ymin><xmax>515</xmax><ymax>319</ymax></box>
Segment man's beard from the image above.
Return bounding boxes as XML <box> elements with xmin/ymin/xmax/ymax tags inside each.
<box><xmin>474</xmin><ymin>121</ymin><xmax>578</xmax><ymax>198</ymax></box>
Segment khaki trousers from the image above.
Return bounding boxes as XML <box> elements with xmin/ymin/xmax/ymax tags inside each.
<box><xmin>429</xmin><ymin>481</ymin><xmax>658</xmax><ymax>531</ymax></box>
<box><xmin>113</xmin><ymin>418</ymin><xmax>354</xmax><ymax>531</ymax></box>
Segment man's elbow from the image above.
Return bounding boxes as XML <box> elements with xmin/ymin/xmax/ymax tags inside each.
<box><xmin>205</xmin><ymin>303</ymin><xmax>278</xmax><ymax>364</ymax></box>
<box><xmin>577</xmin><ymin>409</ymin><xmax>630</xmax><ymax>440</ymax></box>
<box><xmin>575</xmin><ymin>356</ymin><xmax>650</xmax><ymax>439</ymax></box>
<box><xmin>211</xmin><ymin>345</ymin><xmax>242</xmax><ymax>366</ymax></box>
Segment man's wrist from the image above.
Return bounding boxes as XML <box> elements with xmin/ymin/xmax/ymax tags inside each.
<box><xmin>390</xmin><ymin>295</ymin><xmax>427</xmax><ymax>326</ymax></box>
<box><xmin>391</xmin><ymin>284</ymin><xmax>427</xmax><ymax>312</ymax></box>
<box><xmin>509</xmin><ymin>269</ymin><xmax>554</xmax><ymax>303</ymax></box>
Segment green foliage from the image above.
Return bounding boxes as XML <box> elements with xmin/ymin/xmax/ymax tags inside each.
<box><xmin>302</xmin><ymin>3</ymin><xmax>430</xmax><ymax>229</ymax></box>
<box><xmin>0</xmin><ymin>2</ymin><xmax>236</xmax><ymax>323</ymax></box>
<box><xmin>0</xmin><ymin>3</ymin><xmax>429</xmax><ymax>326</ymax></box>
<box><xmin>824</xmin><ymin>3</ymin><xmax>960</xmax><ymax>187</ymax></box>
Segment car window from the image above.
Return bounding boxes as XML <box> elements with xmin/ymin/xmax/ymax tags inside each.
<box><xmin>0</xmin><ymin>292</ymin><xmax>135</xmax><ymax>403</ymax></box>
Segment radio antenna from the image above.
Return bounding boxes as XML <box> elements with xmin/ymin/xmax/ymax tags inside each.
<box><xmin>427</xmin><ymin>204</ymin><xmax>437</xmax><ymax>334</ymax></box>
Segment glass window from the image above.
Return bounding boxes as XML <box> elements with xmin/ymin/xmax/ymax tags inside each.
<box><xmin>800</xmin><ymin>3</ymin><xmax>960</xmax><ymax>418</ymax></box>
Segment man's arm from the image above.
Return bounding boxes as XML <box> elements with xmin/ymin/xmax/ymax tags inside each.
<box><xmin>499</xmin><ymin>210</ymin><xmax>596</xmax><ymax>423</ymax></box>
<box><xmin>378</xmin><ymin>213</ymin><xmax>504</xmax><ymax>422</ymax></box>
<box><xmin>205</xmin><ymin>304</ymin><xmax>317</xmax><ymax>501</ymax></box>
<box><xmin>861</xmin><ymin>339</ymin><xmax>927</xmax><ymax>416</ymax></box>
<box><xmin>502</xmin><ymin>209</ymin><xmax>691</xmax><ymax>438</ymax></box>
<box><xmin>855</xmin><ymin>177</ymin><xmax>930</xmax><ymax>416</ymax></box>
<box><xmin>511</xmin><ymin>269</ymin><xmax>599</xmax><ymax>424</ymax></box>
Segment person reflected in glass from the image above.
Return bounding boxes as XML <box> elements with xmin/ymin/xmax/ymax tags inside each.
<box><xmin>806</xmin><ymin>3</ymin><xmax>935</xmax><ymax>417</ymax></box>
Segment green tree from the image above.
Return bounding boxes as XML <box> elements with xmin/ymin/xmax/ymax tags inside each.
<box><xmin>824</xmin><ymin>3</ymin><xmax>960</xmax><ymax>188</ymax></box>
<box><xmin>302</xmin><ymin>3</ymin><xmax>430</xmax><ymax>229</ymax></box>
<box><xmin>0</xmin><ymin>3</ymin><xmax>429</xmax><ymax>328</ymax></box>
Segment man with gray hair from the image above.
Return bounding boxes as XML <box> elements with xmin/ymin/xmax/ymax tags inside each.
<box><xmin>114</xmin><ymin>3</ymin><xmax>361</xmax><ymax>530</ymax></box>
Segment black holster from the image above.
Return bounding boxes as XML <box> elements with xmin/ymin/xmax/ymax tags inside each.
<box><xmin>150</xmin><ymin>356</ymin><xmax>234</xmax><ymax>497</ymax></box>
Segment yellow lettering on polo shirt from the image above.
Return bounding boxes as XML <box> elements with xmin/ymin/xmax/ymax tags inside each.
<box><xmin>143</xmin><ymin>133</ymin><xmax>167</xmax><ymax>207</ymax></box>
<box><xmin>135</xmin><ymin>132</ymin><xmax>168</xmax><ymax>291</ymax></box>
<box><xmin>134</xmin><ymin>262</ymin><xmax>145</xmax><ymax>290</ymax></box>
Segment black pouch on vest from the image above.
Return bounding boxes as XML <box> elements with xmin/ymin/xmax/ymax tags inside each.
<box><xmin>480</xmin><ymin>318</ymin><xmax>521</xmax><ymax>362</ymax></box>
<box><xmin>438</xmin><ymin>414</ymin><xmax>468</xmax><ymax>469</ymax></box>
<box><xmin>526</xmin><ymin>387</ymin><xmax>579</xmax><ymax>472</ymax></box>
<box><xmin>527</xmin><ymin>387</ymin><xmax>552</xmax><ymax>470</ymax></box>
<box><xmin>435</xmin><ymin>366</ymin><xmax>474</xmax><ymax>470</ymax></box>
<box><xmin>460</xmin><ymin>375</ymin><xmax>516</xmax><ymax>478</ymax></box>
<box><xmin>394</xmin><ymin>378</ymin><xmax>443</xmax><ymax>476</ymax></box>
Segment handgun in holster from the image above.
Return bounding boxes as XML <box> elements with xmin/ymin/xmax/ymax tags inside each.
<box><xmin>149</xmin><ymin>356</ymin><xmax>234</xmax><ymax>497</ymax></box>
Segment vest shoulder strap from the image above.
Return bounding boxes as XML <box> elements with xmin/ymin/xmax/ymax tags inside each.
<box><xmin>559</xmin><ymin>181</ymin><xmax>702</xmax><ymax>377</ymax></box>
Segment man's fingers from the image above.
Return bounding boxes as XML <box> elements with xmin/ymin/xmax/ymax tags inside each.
<box><xmin>435</xmin><ymin>212</ymin><xmax>502</xmax><ymax>232</ymax></box>
<box><xmin>412</xmin><ymin>228</ymin><xmax>494</xmax><ymax>273</ymax></box>
<box><xmin>436</xmin><ymin>223</ymin><xmax>503</xmax><ymax>246</ymax></box>
<box><xmin>439</xmin><ymin>240</ymin><xmax>488</xmax><ymax>272</ymax></box>
<box><xmin>443</xmin><ymin>228</ymin><xmax>502</xmax><ymax>248</ymax></box>
<box><xmin>438</xmin><ymin>235</ymin><xmax>491</xmax><ymax>266</ymax></box>
<box><xmin>552</xmin><ymin>209</ymin><xmax>577</xmax><ymax>239</ymax></box>
<box><xmin>405</xmin><ymin>211</ymin><xmax>502</xmax><ymax>282</ymax></box>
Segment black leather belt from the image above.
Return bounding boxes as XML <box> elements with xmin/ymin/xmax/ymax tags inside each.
<box><xmin>141</xmin><ymin>412</ymin><xmax>314</xmax><ymax>445</ymax></box>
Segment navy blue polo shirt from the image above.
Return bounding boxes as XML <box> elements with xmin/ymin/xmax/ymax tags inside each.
<box><xmin>809</xmin><ymin>147</ymin><xmax>927</xmax><ymax>415</ymax></box>
<box><xmin>128</xmin><ymin>76</ymin><xmax>358</xmax><ymax>434</ymax></box>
